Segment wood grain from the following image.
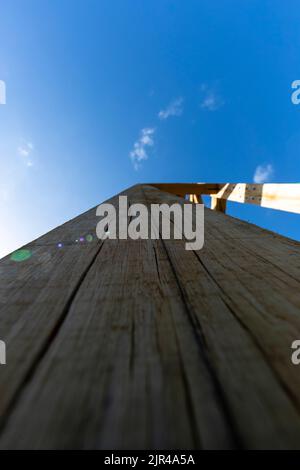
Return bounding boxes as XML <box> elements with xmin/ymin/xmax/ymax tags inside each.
<box><xmin>0</xmin><ymin>184</ymin><xmax>299</xmax><ymax>449</ymax></box>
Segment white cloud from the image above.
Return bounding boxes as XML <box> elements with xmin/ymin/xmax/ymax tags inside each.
<box><xmin>18</xmin><ymin>141</ymin><xmax>34</xmax><ymax>166</ymax></box>
<box><xmin>253</xmin><ymin>164</ymin><xmax>274</xmax><ymax>184</ymax></box>
<box><xmin>200</xmin><ymin>84</ymin><xmax>224</xmax><ymax>111</ymax></box>
<box><xmin>158</xmin><ymin>97</ymin><xmax>183</xmax><ymax>120</ymax></box>
<box><xmin>130</xmin><ymin>128</ymin><xmax>155</xmax><ymax>170</ymax></box>
<box><xmin>0</xmin><ymin>80</ymin><xmax>6</xmax><ymax>105</ymax></box>
<box><xmin>18</xmin><ymin>147</ymin><xmax>29</xmax><ymax>157</ymax></box>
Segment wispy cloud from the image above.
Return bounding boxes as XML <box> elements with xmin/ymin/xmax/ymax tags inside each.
<box><xmin>200</xmin><ymin>84</ymin><xmax>224</xmax><ymax>111</ymax></box>
<box><xmin>129</xmin><ymin>128</ymin><xmax>155</xmax><ymax>170</ymax></box>
<box><xmin>158</xmin><ymin>97</ymin><xmax>184</xmax><ymax>120</ymax></box>
<box><xmin>253</xmin><ymin>164</ymin><xmax>274</xmax><ymax>184</ymax></box>
<box><xmin>18</xmin><ymin>141</ymin><xmax>34</xmax><ymax>166</ymax></box>
<box><xmin>0</xmin><ymin>80</ymin><xmax>6</xmax><ymax>105</ymax></box>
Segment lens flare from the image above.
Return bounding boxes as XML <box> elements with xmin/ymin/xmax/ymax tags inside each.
<box><xmin>86</xmin><ymin>234</ymin><xmax>93</xmax><ymax>242</ymax></box>
<box><xmin>10</xmin><ymin>249</ymin><xmax>32</xmax><ymax>262</ymax></box>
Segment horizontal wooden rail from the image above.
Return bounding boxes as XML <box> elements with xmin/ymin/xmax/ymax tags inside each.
<box><xmin>149</xmin><ymin>183</ymin><xmax>221</xmax><ymax>197</ymax></box>
<box><xmin>149</xmin><ymin>183</ymin><xmax>300</xmax><ymax>215</ymax></box>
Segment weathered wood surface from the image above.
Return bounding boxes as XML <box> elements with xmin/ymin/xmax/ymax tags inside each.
<box><xmin>0</xmin><ymin>184</ymin><xmax>300</xmax><ymax>449</ymax></box>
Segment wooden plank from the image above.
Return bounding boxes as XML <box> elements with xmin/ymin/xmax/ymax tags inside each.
<box><xmin>142</xmin><ymin>185</ymin><xmax>300</xmax><ymax>449</ymax></box>
<box><xmin>197</xmin><ymin>237</ymin><xmax>300</xmax><ymax>410</ymax></box>
<box><xmin>211</xmin><ymin>195</ymin><xmax>227</xmax><ymax>212</ymax></box>
<box><xmin>1</xmin><ymin>184</ymin><xmax>300</xmax><ymax>448</ymax></box>
<box><xmin>153</xmin><ymin>186</ymin><xmax>300</xmax><ymax>404</ymax></box>
<box><xmin>0</xmin><ymin>188</ymin><xmax>136</xmax><ymax>428</ymax></box>
<box><xmin>209</xmin><ymin>183</ymin><xmax>300</xmax><ymax>214</ymax></box>
<box><xmin>0</xmin><ymin>185</ymin><xmax>234</xmax><ymax>449</ymax></box>
<box><xmin>150</xmin><ymin>183</ymin><xmax>221</xmax><ymax>197</ymax></box>
<box><xmin>150</xmin><ymin>182</ymin><xmax>300</xmax><ymax>214</ymax></box>
<box><xmin>189</xmin><ymin>194</ymin><xmax>203</xmax><ymax>204</ymax></box>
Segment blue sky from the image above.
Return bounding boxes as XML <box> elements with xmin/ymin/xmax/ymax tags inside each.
<box><xmin>0</xmin><ymin>0</ymin><xmax>300</xmax><ymax>258</ymax></box>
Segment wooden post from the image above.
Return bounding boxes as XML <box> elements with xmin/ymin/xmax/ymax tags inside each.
<box><xmin>211</xmin><ymin>196</ymin><xmax>226</xmax><ymax>212</ymax></box>
<box><xmin>189</xmin><ymin>194</ymin><xmax>203</xmax><ymax>204</ymax></box>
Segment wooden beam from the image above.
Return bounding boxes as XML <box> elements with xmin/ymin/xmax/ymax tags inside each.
<box><xmin>149</xmin><ymin>183</ymin><xmax>221</xmax><ymax>197</ymax></box>
<box><xmin>211</xmin><ymin>196</ymin><xmax>227</xmax><ymax>212</ymax></box>
<box><xmin>189</xmin><ymin>194</ymin><xmax>203</xmax><ymax>204</ymax></box>
<box><xmin>2</xmin><ymin>184</ymin><xmax>300</xmax><ymax>448</ymax></box>
<box><xmin>149</xmin><ymin>183</ymin><xmax>300</xmax><ymax>215</ymax></box>
<box><xmin>212</xmin><ymin>183</ymin><xmax>300</xmax><ymax>214</ymax></box>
